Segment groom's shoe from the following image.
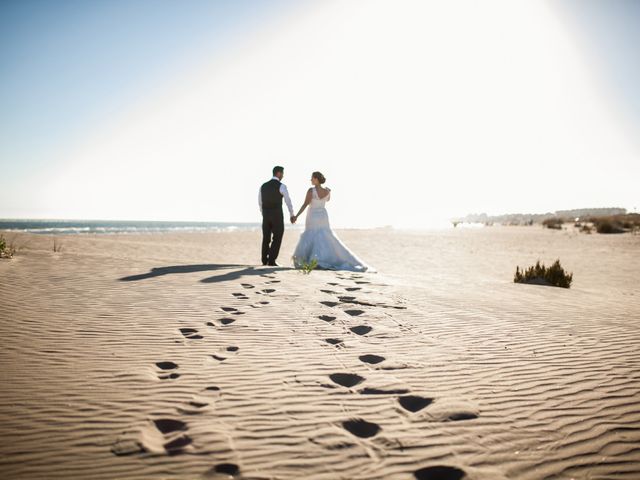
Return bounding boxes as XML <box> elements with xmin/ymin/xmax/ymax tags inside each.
<box><xmin>267</xmin><ymin>261</ymin><xmax>279</xmax><ymax>267</ymax></box>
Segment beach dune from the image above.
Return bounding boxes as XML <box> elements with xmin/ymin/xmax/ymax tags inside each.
<box><xmin>1</xmin><ymin>226</ymin><xmax>639</xmax><ymax>479</ymax></box>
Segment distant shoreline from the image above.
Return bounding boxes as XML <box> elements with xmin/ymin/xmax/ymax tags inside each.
<box><xmin>452</xmin><ymin>208</ymin><xmax>640</xmax><ymax>233</ymax></box>
<box><xmin>452</xmin><ymin>207</ymin><xmax>632</xmax><ymax>226</ymax></box>
<box><xmin>0</xmin><ymin>219</ymin><xmax>262</xmax><ymax>235</ymax></box>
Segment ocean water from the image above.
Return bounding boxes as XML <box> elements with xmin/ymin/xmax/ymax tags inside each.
<box><xmin>0</xmin><ymin>219</ymin><xmax>261</xmax><ymax>235</ymax></box>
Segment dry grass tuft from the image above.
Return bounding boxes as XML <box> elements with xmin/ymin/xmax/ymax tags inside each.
<box><xmin>514</xmin><ymin>259</ymin><xmax>573</xmax><ymax>288</ymax></box>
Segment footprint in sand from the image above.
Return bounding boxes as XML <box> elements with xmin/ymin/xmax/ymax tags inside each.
<box><xmin>113</xmin><ymin>416</ymin><xmax>199</xmax><ymax>456</ymax></box>
<box><xmin>344</xmin><ymin>309</ymin><xmax>365</xmax><ymax>317</ymax></box>
<box><xmin>350</xmin><ymin>325</ymin><xmax>372</xmax><ymax>336</ymax></box>
<box><xmin>327</xmin><ymin>282</ymin><xmax>339</xmax><ymax>286</ymax></box>
<box><xmin>329</xmin><ymin>373</ymin><xmax>365</xmax><ymax>388</ymax></box>
<box><xmin>179</xmin><ymin>328</ymin><xmax>203</xmax><ymax>340</ymax></box>
<box><xmin>345</xmin><ymin>287</ymin><xmax>362</xmax><ymax>291</ymax></box>
<box><xmin>342</xmin><ymin>418</ymin><xmax>380</xmax><ymax>439</ymax></box>
<box><xmin>210</xmin><ymin>345</ymin><xmax>239</xmax><ymax>362</ymax></box>
<box><xmin>164</xmin><ymin>435</ymin><xmax>193</xmax><ymax>455</ymax></box>
<box><xmin>156</xmin><ymin>361</ymin><xmax>180</xmax><ymax>380</ymax></box>
<box><xmin>266</xmin><ymin>279</ymin><xmax>281</xmax><ymax>284</ymax></box>
<box><xmin>447</xmin><ymin>412</ymin><xmax>478</xmax><ymax>421</ymax></box>
<box><xmin>324</xmin><ymin>338</ymin><xmax>344</xmax><ymax>347</ymax></box>
<box><xmin>241</xmin><ymin>283</ymin><xmax>255</xmax><ymax>289</ymax></box>
<box><xmin>202</xmin><ymin>385</ymin><xmax>221</xmax><ymax>396</ymax></box>
<box><xmin>176</xmin><ymin>398</ymin><xmax>210</xmax><ymax>415</ymax></box>
<box><xmin>339</xmin><ymin>295</ymin><xmax>356</xmax><ymax>301</ymax></box>
<box><xmin>208</xmin><ymin>318</ymin><xmax>236</xmax><ymax>327</ymax></box>
<box><xmin>320</xmin><ymin>289</ymin><xmax>339</xmax><ymax>294</ymax></box>
<box><xmin>398</xmin><ymin>395</ymin><xmax>434</xmax><ymax>413</ymax></box>
<box><xmin>206</xmin><ymin>463</ymin><xmax>241</xmax><ymax>477</ymax></box>
<box><xmin>262</xmin><ymin>288</ymin><xmax>276</xmax><ymax>294</ymax></box>
<box><xmin>232</xmin><ymin>292</ymin><xmax>249</xmax><ymax>300</ymax></box>
<box><xmin>156</xmin><ymin>361</ymin><xmax>178</xmax><ymax>370</ymax></box>
<box><xmin>320</xmin><ymin>301</ymin><xmax>340</xmax><ymax>307</ymax></box>
<box><xmin>428</xmin><ymin>404</ymin><xmax>479</xmax><ymax>422</ymax></box>
<box><xmin>154</xmin><ymin>418</ymin><xmax>187</xmax><ymax>434</ymax></box>
<box><xmin>151</xmin><ymin>418</ymin><xmax>192</xmax><ymax>455</ymax></box>
<box><xmin>413</xmin><ymin>465</ymin><xmax>467</xmax><ymax>480</ymax></box>
<box><xmin>319</xmin><ymin>315</ymin><xmax>336</xmax><ymax>322</ymax></box>
<box><xmin>194</xmin><ymin>386</ymin><xmax>222</xmax><ymax>406</ymax></box>
<box><xmin>359</xmin><ymin>354</ymin><xmax>385</xmax><ymax>365</ymax></box>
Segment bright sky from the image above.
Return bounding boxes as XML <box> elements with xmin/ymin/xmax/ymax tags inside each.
<box><xmin>1</xmin><ymin>0</ymin><xmax>638</xmax><ymax>228</ymax></box>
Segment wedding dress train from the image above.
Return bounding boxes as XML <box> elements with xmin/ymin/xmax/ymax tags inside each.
<box><xmin>292</xmin><ymin>188</ymin><xmax>372</xmax><ymax>272</ymax></box>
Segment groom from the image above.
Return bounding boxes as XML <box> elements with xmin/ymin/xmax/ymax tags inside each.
<box><xmin>259</xmin><ymin>166</ymin><xmax>296</xmax><ymax>266</ymax></box>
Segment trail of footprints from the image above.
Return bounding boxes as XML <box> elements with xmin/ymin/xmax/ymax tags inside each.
<box><xmin>113</xmin><ymin>272</ymin><xmax>282</xmax><ymax>478</ymax></box>
<box><xmin>316</xmin><ymin>272</ymin><xmax>478</xmax><ymax>478</ymax></box>
<box><xmin>117</xmin><ymin>270</ymin><xmax>474</xmax><ymax>478</ymax></box>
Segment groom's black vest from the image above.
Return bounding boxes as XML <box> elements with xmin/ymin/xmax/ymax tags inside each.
<box><xmin>261</xmin><ymin>179</ymin><xmax>282</xmax><ymax>211</ymax></box>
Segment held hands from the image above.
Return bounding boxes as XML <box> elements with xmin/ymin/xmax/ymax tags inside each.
<box><xmin>290</xmin><ymin>215</ymin><xmax>297</xmax><ymax>224</ymax></box>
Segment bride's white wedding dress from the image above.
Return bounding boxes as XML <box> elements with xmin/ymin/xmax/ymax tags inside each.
<box><xmin>292</xmin><ymin>188</ymin><xmax>372</xmax><ymax>272</ymax></box>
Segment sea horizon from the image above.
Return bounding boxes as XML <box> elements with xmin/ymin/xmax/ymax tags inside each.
<box><xmin>0</xmin><ymin>217</ymin><xmax>470</xmax><ymax>235</ymax></box>
<box><xmin>0</xmin><ymin>218</ymin><xmax>262</xmax><ymax>235</ymax></box>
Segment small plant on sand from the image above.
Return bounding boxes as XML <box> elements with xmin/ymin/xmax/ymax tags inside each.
<box><xmin>514</xmin><ymin>259</ymin><xmax>573</xmax><ymax>288</ymax></box>
<box><xmin>583</xmin><ymin>214</ymin><xmax>640</xmax><ymax>234</ymax></box>
<box><xmin>0</xmin><ymin>235</ymin><xmax>16</xmax><ymax>259</ymax></box>
<box><xmin>594</xmin><ymin>220</ymin><xmax>625</xmax><ymax>234</ymax></box>
<box><xmin>53</xmin><ymin>238</ymin><xmax>63</xmax><ymax>253</ymax></box>
<box><xmin>542</xmin><ymin>217</ymin><xmax>563</xmax><ymax>230</ymax></box>
<box><xmin>299</xmin><ymin>258</ymin><xmax>318</xmax><ymax>274</ymax></box>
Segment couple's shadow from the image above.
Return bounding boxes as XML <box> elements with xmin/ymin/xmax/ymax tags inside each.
<box><xmin>118</xmin><ymin>264</ymin><xmax>290</xmax><ymax>283</ymax></box>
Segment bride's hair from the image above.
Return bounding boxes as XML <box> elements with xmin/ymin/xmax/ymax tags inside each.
<box><xmin>312</xmin><ymin>171</ymin><xmax>326</xmax><ymax>184</ymax></box>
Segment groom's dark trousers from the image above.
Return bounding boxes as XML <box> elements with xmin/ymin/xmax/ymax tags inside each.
<box><xmin>261</xmin><ymin>208</ymin><xmax>284</xmax><ymax>265</ymax></box>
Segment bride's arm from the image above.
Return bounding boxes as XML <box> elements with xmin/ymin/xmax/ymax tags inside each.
<box><xmin>294</xmin><ymin>188</ymin><xmax>313</xmax><ymax>219</ymax></box>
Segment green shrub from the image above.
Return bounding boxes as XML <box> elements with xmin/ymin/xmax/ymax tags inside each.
<box><xmin>0</xmin><ymin>235</ymin><xmax>16</xmax><ymax>259</ymax></box>
<box><xmin>583</xmin><ymin>214</ymin><xmax>640</xmax><ymax>234</ymax></box>
<box><xmin>595</xmin><ymin>220</ymin><xmax>625</xmax><ymax>234</ymax></box>
<box><xmin>542</xmin><ymin>218</ymin><xmax>563</xmax><ymax>230</ymax></box>
<box><xmin>514</xmin><ymin>259</ymin><xmax>572</xmax><ymax>288</ymax></box>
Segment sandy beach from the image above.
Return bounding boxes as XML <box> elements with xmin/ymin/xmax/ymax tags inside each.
<box><xmin>1</xmin><ymin>226</ymin><xmax>639</xmax><ymax>479</ymax></box>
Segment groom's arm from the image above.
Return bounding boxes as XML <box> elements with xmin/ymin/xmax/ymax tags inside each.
<box><xmin>280</xmin><ymin>184</ymin><xmax>295</xmax><ymax>217</ymax></box>
<box><xmin>258</xmin><ymin>187</ymin><xmax>263</xmax><ymax>214</ymax></box>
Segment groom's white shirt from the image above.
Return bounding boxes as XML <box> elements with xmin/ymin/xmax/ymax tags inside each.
<box><xmin>259</xmin><ymin>176</ymin><xmax>295</xmax><ymax>217</ymax></box>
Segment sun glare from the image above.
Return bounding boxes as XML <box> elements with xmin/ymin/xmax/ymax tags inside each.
<box><xmin>44</xmin><ymin>0</ymin><xmax>638</xmax><ymax>227</ymax></box>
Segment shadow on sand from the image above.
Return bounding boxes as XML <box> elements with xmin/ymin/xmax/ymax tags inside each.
<box><xmin>119</xmin><ymin>264</ymin><xmax>290</xmax><ymax>283</ymax></box>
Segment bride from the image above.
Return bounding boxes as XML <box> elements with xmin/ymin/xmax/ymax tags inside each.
<box><xmin>291</xmin><ymin>171</ymin><xmax>373</xmax><ymax>272</ymax></box>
